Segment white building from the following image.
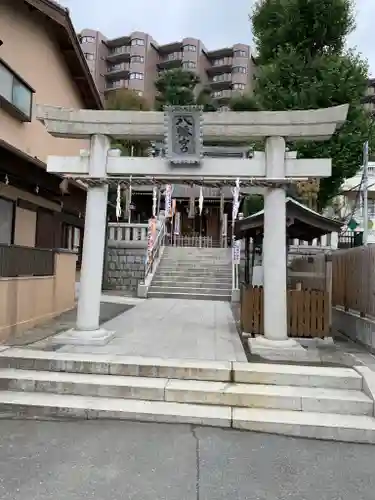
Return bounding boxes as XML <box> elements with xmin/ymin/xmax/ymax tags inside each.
<box><xmin>333</xmin><ymin>162</ymin><xmax>375</xmax><ymax>243</ymax></box>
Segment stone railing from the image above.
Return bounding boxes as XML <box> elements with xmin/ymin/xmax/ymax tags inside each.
<box><xmin>108</xmin><ymin>223</ymin><xmax>148</xmax><ymax>242</ymax></box>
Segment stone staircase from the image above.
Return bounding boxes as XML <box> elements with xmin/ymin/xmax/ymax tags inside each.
<box><xmin>148</xmin><ymin>247</ymin><xmax>232</xmax><ymax>301</ymax></box>
<box><xmin>0</xmin><ymin>348</ymin><xmax>375</xmax><ymax>443</ymax></box>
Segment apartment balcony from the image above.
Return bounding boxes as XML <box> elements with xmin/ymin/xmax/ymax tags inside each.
<box><xmin>106</xmin><ymin>62</ymin><xmax>130</xmax><ymax>78</ymax></box>
<box><xmin>157</xmin><ymin>52</ymin><xmax>183</xmax><ymax>70</ymax></box>
<box><xmin>209</xmin><ymin>73</ymin><xmax>232</xmax><ymax>90</ymax></box>
<box><xmin>107</xmin><ymin>46</ymin><xmax>131</xmax><ymax>63</ymax></box>
<box><xmin>104</xmin><ymin>79</ymin><xmax>129</xmax><ymax>92</ymax></box>
<box><xmin>211</xmin><ymin>89</ymin><xmax>233</xmax><ymax>101</ymax></box>
<box><xmin>206</xmin><ymin>57</ymin><xmax>233</xmax><ymax>75</ymax></box>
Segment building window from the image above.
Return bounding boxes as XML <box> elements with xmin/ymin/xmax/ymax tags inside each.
<box><xmin>232</xmin><ymin>66</ymin><xmax>247</xmax><ymax>74</ymax></box>
<box><xmin>183</xmin><ymin>61</ymin><xmax>196</xmax><ymax>69</ymax></box>
<box><xmin>0</xmin><ymin>60</ymin><xmax>33</xmax><ymax>121</ymax></box>
<box><xmin>183</xmin><ymin>44</ymin><xmax>197</xmax><ymax>52</ymax></box>
<box><xmin>0</xmin><ymin>197</ymin><xmax>14</xmax><ymax>244</ymax></box>
<box><xmin>232</xmin><ymin>83</ymin><xmax>245</xmax><ymax>90</ymax></box>
<box><xmin>233</xmin><ymin>50</ymin><xmax>247</xmax><ymax>58</ymax></box>
<box><xmin>131</xmin><ymin>55</ymin><xmax>145</xmax><ymax>63</ymax></box>
<box><xmin>212</xmin><ymin>73</ymin><xmax>231</xmax><ymax>82</ymax></box>
<box><xmin>129</xmin><ymin>72</ymin><xmax>144</xmax><ymax>80</ymax></box>
<box><xmin>131</xmin><ymin>38</ymin><xmax>145</xmax><ymax>46</ymax></box>
<box><xmin>81</xmin><ymin>36</ymin><xmax>95</xmax><ymax>43</ymax></box>
<box><xmin>84</xmin><ymin>53</ymin><xmax>95</xmax><ymax>61</ymax></box>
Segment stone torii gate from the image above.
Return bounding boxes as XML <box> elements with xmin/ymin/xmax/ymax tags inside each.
<box><xmin>37</xmin><ymin>104</ymin><xmax>348</xmax><ymax>352</ymax></box>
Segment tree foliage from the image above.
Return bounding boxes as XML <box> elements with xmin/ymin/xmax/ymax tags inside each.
<box><xmin>232</xmin><ymin>0</ymin><xmax>373</xmax><ymax>208</ymax></box>
<box><xmin>155</xmin><ymin>68</ymin><xmax>219</xmax><ymax>110</ymax></box>
<box><xmin>154</xmin><ymin>68</ymin><xmax>200</xmax><ymax>109</ymax></box>
<box><xmin>105</xmin><ymin>89</ymin><xmax>150</xmax><ymax>157</ymax></box>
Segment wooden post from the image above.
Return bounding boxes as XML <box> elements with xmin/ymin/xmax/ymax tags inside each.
<box><xmin>325</xmin><ymin>253</ymin><xmax>333</xmax><ymax>331</ymax></box>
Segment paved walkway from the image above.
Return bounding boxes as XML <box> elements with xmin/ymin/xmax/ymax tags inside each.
<box><xmin>60</xmin><ymin>298</ymin><xmax>247</xmax><ymax>362</ymax></box>
<box><xmin>2</xmin><ymin>420</ymin><xmax>375</xmax><ymax>500</ymax></box>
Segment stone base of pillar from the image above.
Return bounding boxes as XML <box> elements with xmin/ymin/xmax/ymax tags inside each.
<box><xmin>231</xmin><ymin>289</ymin><xmax>240</xmax><ymax>303</ymax></box>
<box><xmin>49</xmin><ymin>328</ymin><xmax>115</xmax><ymax>346</ymax></box>
<box><xmin>248</xmin><ymin>335</ymin><xmax>312</xmax><ymax>362</ymax></box>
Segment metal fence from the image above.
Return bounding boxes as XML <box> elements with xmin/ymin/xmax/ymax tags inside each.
<box><xmin>0</xmin><ymin>245</ymin><xmax>55</xmax><ymax>278</ymax></box>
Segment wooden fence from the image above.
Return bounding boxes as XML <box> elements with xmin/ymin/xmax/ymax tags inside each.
<box><xmin>241</xmin><ymin>286</ymin><xmax>330</xmax><ymax>338</ymax></box>
<box><xmin>332</xmin><ymin>245</ymin><xmax>375</xmax><ymax>318</ymax></box>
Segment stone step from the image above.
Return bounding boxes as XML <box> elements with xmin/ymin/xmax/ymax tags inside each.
<box><xmin>0</xmin><ymin>370</ymin><xmax>371</xmax><ymax>415</ymax></box>
<box><xmin>232</xmin><ymin>408</ymin><xmax>375</xmax><ymax>443</ymax></box>
<box><xmin>0</xmin><ymin>350</ymin><xmax>363</xmax><ymax>391</ymax></box>
<box><xmin>152</xmin><ymin>276</ymin><xmax>232</xmax><ymax>284</ymax></box>
<box><xmin>0</xmin><ymin>350</ymin><xmax>232</xmax><ymax>381</ymax></box>
<box><xmin>163</xmin><ymin>379</ymin><xmax>372</xmax><ymax>415</ymax></box>
<box><xmin>152</xmin><ymin>280</ymin><xmax>232</xmax><ymax>290</ymax></box>
<box><xmin>147</xmin><ymin>291</ymin><xmax>231</xmax><ymax>301</ymax></box>
<box><xmin>155</xmin><ymin>270</ymin><xmax>232</xmax><ymax>278</ymax></box>
<box><xmin>1</xmin><ymin>391</ymin><xmax>373</xmax><ymax>443</ymax></box>
<box><xmin>161</xmin><ymin>258</ymin><xmax>231</xmax><ymax>263</ymax></box>
<box><xmin>0</xmin><ymin>391</ymin><xmax>231</xmax><ymax>427</ymax></box>
<box><xmin>149</xmin><ymin>286</ymin><xmax>232</xmax><ymax>296</ymax></box>
<box><xmin>157</xmin><ymin>267</ymin><xmax>232</xmax><ymax>274</ymax></box>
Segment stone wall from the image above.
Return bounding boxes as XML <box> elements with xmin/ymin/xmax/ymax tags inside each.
<box><xmin>104</xmin><ymin>240</ymin><xmax>146</xmax><ymax>294</ymax></box>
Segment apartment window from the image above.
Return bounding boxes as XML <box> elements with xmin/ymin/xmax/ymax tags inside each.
<box><xmin>233</xmin><ymin>50</ymin><xmax>247</xmax><ymax>58</ymax></box>
<box><xmin>183</xmin><ymin>44</ymin><xmax>197</xmax><ymax>52</ymax></box>
<box><xmin>233</xmin><ymin>83</ymin><xmax>245</xmax><ymax>90</ymax></box>
<box><xmin>130</xmin><ymin>72</ymin><xmax>144</xmax><ymax>80</ymax></box>
<box><xmin>81</xmin><ymin>36</ymin><xmax>95</xmax><ymax>43</ymax></box>
<box><xmin>131</xmin><ymin>38</ymin><xmax>145</xmax><ymax>46</ymax></box>
<box><xmin>84</xmin><ymin>53</ymin><xmax>95</xmax><ymax>61</ymax></box>
<box><xmin>232</xmin><ymin>66</ymin><xmax>247</xmax><ymax>74</ymax></box>
<box><xmin>212</xmin><ymin>91</ymin><xmax>223</xmax><ymax>98</ymax></box>
<box><xmin>212</xmin><ymin>73</ymin><xmax>231</xmax><ymax>82</ymax></box>
<box><xmin>183</xmin><ymin>61</ymin><xmax>196</xmax><ymax>69</ymax></box>
<box><xmin>0</xmin><ymin>60</ymin><xmax>33</xmax><ymax>121</ymax></box>
<box><xmin>131</xmin><ymin>55</ymin><xmax>145</xmax><ymax>63</ymax></box>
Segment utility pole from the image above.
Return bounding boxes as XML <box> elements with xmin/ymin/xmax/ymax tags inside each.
<box><xmin>363</xmin><ymin>140</ymin><xmax>369</xmax><ymax>245</ymax></box>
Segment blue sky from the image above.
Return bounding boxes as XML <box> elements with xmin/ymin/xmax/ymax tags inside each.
<box><xmin>61</xmin><ymin>0</ymin><xmax>375</xmax><ymax>76</ymax></box>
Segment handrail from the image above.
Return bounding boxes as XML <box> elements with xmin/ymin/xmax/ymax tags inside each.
<box><xmin>144</xmin><ymin>219</ymin><xmax>166</xmax><ymax>282</ymax></box>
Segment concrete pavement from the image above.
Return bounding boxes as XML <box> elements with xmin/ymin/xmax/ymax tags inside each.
<box><xmin>59</xmin><ymin>298</ymin><xmax>246</xmax><ymax>362</ymax></box>
<box><xmin>1</xmin><ymin>420</ymin><xmax>375</xmax><ymax>500</ymax></box>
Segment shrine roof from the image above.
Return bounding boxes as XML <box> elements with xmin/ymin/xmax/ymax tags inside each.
<box><xmin>234</xmin><ymin>198</ymin><xmax>342</xmax><ymax>241</ymax></box>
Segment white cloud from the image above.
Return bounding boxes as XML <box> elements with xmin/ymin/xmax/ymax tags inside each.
<box><xmin>62</xmin><ymin>0</ymin><xmax>375</xmax><ymax>75</ymax></box>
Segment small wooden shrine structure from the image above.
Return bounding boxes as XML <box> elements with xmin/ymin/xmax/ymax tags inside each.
<box><xmin>234</xmin><ymin>198</ymin><xmax>342</xmax><ymax>338</ymax></box>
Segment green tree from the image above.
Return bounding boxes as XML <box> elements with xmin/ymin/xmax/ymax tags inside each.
<box><xmin>105</xmin><ymin>89</ymin><xmax>150</xmax><ymax>156</ymax></box>
<box><xmin>155</xmin><ymin>68</ymin><xmax>200</xmax><ymax>109</ymax></box>
<box><xmin>233</xmin><ymin>0</ymin><xmax>373</xmax><ymax>208</ymax></box>
<box><xmin>243</xmin><ymin>195</ymin><xmax>264</xmax><ymax>217</ymax></box>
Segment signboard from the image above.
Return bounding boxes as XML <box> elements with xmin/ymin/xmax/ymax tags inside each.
<box><xmin>232</xmin><ymin>239</ymin><xmax>241</xmax><ymax>264</ymax></box>
<box><xmin>164</xmin><ymin>105</ymin><xmax>203</xmax><ymax>165</ymax></box>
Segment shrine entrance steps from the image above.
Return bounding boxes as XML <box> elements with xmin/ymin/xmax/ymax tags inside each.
<box><xmin>0</xmin><ymin>348</ymin><xmax>375</xmax><ymax>444</ymax></box>
<box><xmin>148</xmin><ymin>247</ymin><xmax>232</xmax><ymax>301</ymax></box>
